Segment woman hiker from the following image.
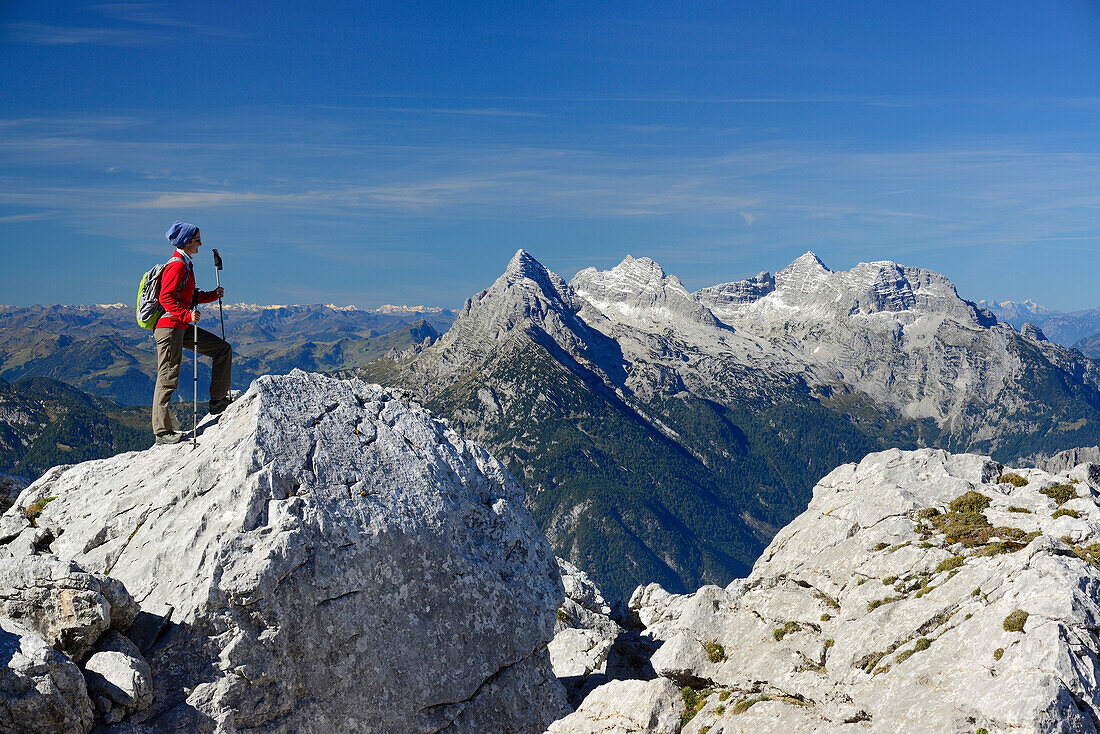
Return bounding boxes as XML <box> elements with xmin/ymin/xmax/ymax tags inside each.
<box><xmin>152</xmin><ymin>221</ymin><xmax>234</xmax><ymax>444</ymax></box>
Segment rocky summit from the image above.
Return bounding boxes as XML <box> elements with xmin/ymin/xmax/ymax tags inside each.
<box><xmin>0</xmin><ymin>370</ymin><xmax>567</xmax><ymax>733</ymax></box>
<box><xmin>546</xmin><ymin>448</ymin><xmax>1100</xmax><ymax>733</ymax></box>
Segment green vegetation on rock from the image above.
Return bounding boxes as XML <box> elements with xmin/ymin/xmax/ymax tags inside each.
<box><xmin>1041</xmin><ymin>483</ymin><xmax>1076</xmax><ymax>506</ymax></box>
<box><xmin>1003</xmin><ymin>609</ymin><xmax>1029</xmax><ymax>632</ymax></box>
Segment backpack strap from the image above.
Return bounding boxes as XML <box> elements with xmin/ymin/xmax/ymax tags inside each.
<box><xmin>165</xmin><ymin>254</ymin><xmax>193</xmax><ymax>309</ymax></box>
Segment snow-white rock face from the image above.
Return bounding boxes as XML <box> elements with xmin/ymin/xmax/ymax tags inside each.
<box><xmin>693</xmin><ymin>271</ymin><xmax>774</xmax><ymax>310</ymax></box>
<box><xmin>572</xmin><ymin>251</ymin><xmax>1100</xmax><ymax>439</ymax></box>
<box><xmin>10</xmin><ymin>370</ymin><xmax>568</xmax><ymax>733</ymax></box>
<box><xmin>610</xmin><ymin>448</ymin><xmax>1100</xmax><ymax>733</ymax></box>
<box><xmin>572</xmin><ymin>256</ymin><xmax>720</xmax><ymax>333</ymax></box>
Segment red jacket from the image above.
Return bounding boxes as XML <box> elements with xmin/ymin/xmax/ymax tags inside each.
<box><xmin>156</xmin><ymin>250</ymin><xmax>218</xmax><ymax>329</ymax></box>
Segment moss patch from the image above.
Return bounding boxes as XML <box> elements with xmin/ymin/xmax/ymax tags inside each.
<box><xmin>868</xmin><ymin>596</ymin><xmax>901</xmax><ymax>612</ymax></box>
<box><xmin>681</xmin><ymin>687</ymin><xmax>709</xmax><ymax>726</ymax></box>
<box><xmin>1052</xmin><ymin>508</ymin><xmax>1081</xmax><ymax>519</ymax></box>
<box><xmin>998</xmin><ymin>472</ymin><xmax>1028</xmax><ymax>487</ymax></box>
<box><xmin>1041</xmin><ymin>483</ymin><xmax>1075</xmax><ymax>506</ymax></box>
<box><xmin>732</xmin><ymin>695</ymin><xmax>771</xmax><ymax>714</ymax></box>
<box><xmin>1003</xmin><ymin>609</ymin><xmax>1029</xmax><ymax>632</ymax></box>
<box><xmin>773</xmin><ymin>621</ymin><xmax>801</xmax><ymax>641</ymax></box>
<box><xmin>936</xmin><ymin>555</ymin><xmax>964</xmax><ymax>573</ymax></box>
<box><xmin>927</xmin><ymin>493</ymin><xmax>995</xmax><ymax>547</ymax></box>
<box><xmin>951</xmin><ymin>491</ymin><xmax>992</xmax><ymax>513</ymax></box>
<box><xmin>1071</xmin><ymin>543</ymin><xmax>1100</xmax><ymax>568</ymax></box>
<box><xmin>22</xmin><ymin>496</ymin><xmax>56</xmax><ymax>527</ymax></box>
<box><xmin>704</xmin><ymin>640</ymin><xmax>727</xmax><ymax>663</ymax></box>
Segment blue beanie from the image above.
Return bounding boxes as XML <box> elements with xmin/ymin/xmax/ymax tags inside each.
<box><xmin>165</xmin><ymin>221</ymin><xmax>198</xmax><ymax>248</ymax></box>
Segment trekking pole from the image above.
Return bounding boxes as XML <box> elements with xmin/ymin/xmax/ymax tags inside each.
<box><xmin>192</xmin><ymin>317</ymin><xmax>198</xmax><ymax>449</ymax></box>
<box><xmin>212</xmin><ymin>249</ymin><xmax>225</xmax><ymax>340</ymax></box>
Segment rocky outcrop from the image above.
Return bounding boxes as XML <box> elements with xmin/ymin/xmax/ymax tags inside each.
<box><xmin>82</xmin><ymin>631</ymin><xmax>153</xmax><ymax>725</ymax></box>
<box><xmin>1028</xmin><ymin>446</ymin><xmax>1100</xmax><ymax>477</ymax></box>
<box><xmin>0</xmin><ymin>554</ymin><xmax>138</xmax><ymax>664</ymax></box>
<box><xmin>0</xmin><ymin>547</ymin><xmax>146</xmax><ymax>734</ymax></box>
<box><xmin>546</xmin><ymin>448</ymin><xmax>1100</xmax><ymax>733</ymax></box>
<box><xmin>3</xmin><ymin>370</ymin><xmax>567</xmax><ymax>733</ymax></box>
<box><xmin>550</xmin><ymin>559</ymin><xmax>628</xmax><ymax>705</ymax></box>
<box><xmin>0</xmin><ymin>616</ymin><xmax>94</xmax><ymax>734</ymax></box>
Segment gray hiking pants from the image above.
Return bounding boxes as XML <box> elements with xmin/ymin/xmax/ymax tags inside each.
<box><xmin>152</xmin><ymin>326</ymin><xmax>232</xmax><ymax>436</ymax></box>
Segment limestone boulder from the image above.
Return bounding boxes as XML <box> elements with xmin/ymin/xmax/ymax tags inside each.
<box><xmin>82</xmin><ymin>631</ymin><xmax>153</xmax><ymax>725</ymax></box>
<box><xmin>0</xmin><ymin>616</ymin><xmax>93</xmax><ymax>734</ymax></box>
<box><xmin>9</xmin><ymin>370</ymin><xmax>568</xmax><ymax>733</ymax></box>
<box><xmin>0</xmin><ymin>554</ymin><xmax>137</xmax><ymax>663</ymax></box>
<box><xmin>546</xmin><ymin>678</ymin><xmax>684</xmax><ymax>734</ymax></box>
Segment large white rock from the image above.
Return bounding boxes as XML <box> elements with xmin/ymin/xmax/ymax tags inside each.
<box><xmin>82</xmin><ymin>630</ymin><xmax>153</xmax><ymax>724</ymax></box>
<box><xmin>626</xmin><ymin>449</ymin><xmax>1100</xmax><ymax>733</ymax></box>
<box><xmin>546</xmin><ymin>678</ymin><xmax>684</xmax><ymax>734</ymax></box>
<box><xmin>0</xmin><ymin>616</ymin><xmax>93</xmax><ymax>734</ymax></box>
<box><xmin>10</xmin><ymin>370</ymin><xmax>568</xmax><ymax>733</ymax></box>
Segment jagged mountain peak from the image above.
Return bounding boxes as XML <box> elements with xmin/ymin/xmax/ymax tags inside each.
<box><xmin>608</xmin><ymin>254</ymin><xmax>668</xmax><ymax>281</ymax></box>
<box><xmin>571</xmin><ymin>255</ymin><xmax>719</xmax><ymax>331</ymax></box>
<box><xmin>762</xmin><ymin>253</ymin><xmax>974</xmax><ymax>320</ymax></box>
<box><xmin>467</xmin><ymin>249</ymin><xmax>577</xmax><ymax>323</ymax></box>
<box><xmin>786</xmin><ymin>251</ymin><xmax>830</xmax><ymax>271</ymax></box>
<box><xmin>504</xmin><ymin>248</ymin><xmax>546</xmax><ymax>280</ymax></box>
<box><xmin>774</xmin><ymin>251</ymin><xmax>832</xmax><ymax>292</ymax></box>
<box><xmin>404</xmin><ymin>251</ymin><xmax>625</xmax><ymax>390</ymax></box>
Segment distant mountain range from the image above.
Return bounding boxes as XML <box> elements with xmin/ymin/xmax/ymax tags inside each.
<box><xmin>0</xmin><ymin>375</ymin><xmax>151</xmax><ymax>480</ymax></box>
<box><xmin>0</xmin><ymin>303</ymin><xmax>455</xmax><ymax>406</ymax></box>
<box><xmin>977</xmin><ymin>299</ymin><xmax>1100</xmax><ymax>355</ymax></box>
<box><xmin>359</xmin><ymin>250</ymin><xmax>1100</xmax><ymax>601</ymax></box>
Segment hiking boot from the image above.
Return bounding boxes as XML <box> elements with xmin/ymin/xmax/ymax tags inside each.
<box><xmin>155</xmin><ymin>431</ymin><xmax>186</xmax><ymax>445</ymax></box>
<box><xmin>209</xmin><ymin>395</ymin><xmax>234</xmax><ymax>415</ymax></box>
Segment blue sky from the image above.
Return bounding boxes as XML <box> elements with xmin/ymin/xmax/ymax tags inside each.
<box><xmin>2</xmin><ymin>1</ymin><xmax>1100</xmax><ymax>310</ymax></box>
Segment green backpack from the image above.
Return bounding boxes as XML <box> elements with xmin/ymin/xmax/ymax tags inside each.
<box><xmin>136</xmin><ymin>255</ymin><xmax>187</xmax><ymax>329</ymax></box>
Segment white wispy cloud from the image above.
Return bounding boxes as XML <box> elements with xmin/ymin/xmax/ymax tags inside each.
<box><xmin>2</xmin><ymin>110</ymin><xmax>1099</xmax><ymax>284</ymax></box>
<box><xmin>383</xmin><ymin>107</ymin><xmax>547</xmax><ymax>118</ymax></box>
<box><xmin>0</xmin><ymin>211</ymin><xmax>57</xmax><ymax>224</ymax></box>
<box><xmin>6</xmin><ymin>21</ymin><xmax>154</xmax><ymax>46</ymax></box>
<box><xmin>93</xmin><ymin>3</ymin><xmax>248</xmax><ymax>39</ymax></box>
<box><xmin>7</xmin><ymin>4</ymin><xmax>247</xmax><ymax>47</ymax></box>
